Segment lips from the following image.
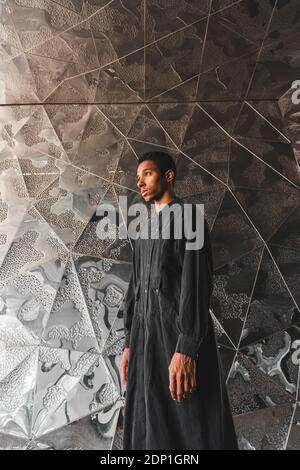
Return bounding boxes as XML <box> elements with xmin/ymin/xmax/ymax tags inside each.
<box><xmin>141</xmin><ymin>190</ymin><xmax>148</xmax><ymax>196</ymax></box>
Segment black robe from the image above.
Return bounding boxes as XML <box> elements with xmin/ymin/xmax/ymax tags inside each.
<box><xmin>122</xmin><ymin>196</ymin><xmax>238</xmax><ymax>450</ymax></box>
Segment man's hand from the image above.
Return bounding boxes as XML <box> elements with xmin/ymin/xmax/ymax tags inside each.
<box><xmin>120</xmin><ymin>347</ymin><xmax>130</xmax><ymax>385</ymax></box>
<box><xmin>169</xmin><ymin>352</ymin><xmax>197</xmax><ymax>402</ymax></box>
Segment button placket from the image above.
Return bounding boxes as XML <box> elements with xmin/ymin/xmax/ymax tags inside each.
<box><xmin>145</xmin><ymin>212</ymin><xmax>159</xmax><ymax>316</ymax></box>
<box><xmin>145</xmin><ymin>239</ymin><xmax>154</xmax><ymax>315</ymax></box>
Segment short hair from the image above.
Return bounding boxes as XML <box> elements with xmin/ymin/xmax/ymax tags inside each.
<box><xmin>137</xmin><ymin>151</ymin><xmax>177</xmax><ymax>187</ymax></box>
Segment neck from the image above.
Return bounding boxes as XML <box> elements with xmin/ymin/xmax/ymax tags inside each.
<box><xmin>153</xmin><ymin>191</ymin><xmax>177</xmax><ymax>214</ymax></box>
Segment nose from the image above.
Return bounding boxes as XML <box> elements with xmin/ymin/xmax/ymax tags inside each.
<box><xmin>137</xmin><ymin>178</ymin><xmax>145</xmax><ymax>189</ymax></box>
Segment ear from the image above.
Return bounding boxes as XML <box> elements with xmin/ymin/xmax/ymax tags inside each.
<box><xmin>165</xmin><ymin>169</ymin><xmax>175</xmax><ymax>185</ymax></box>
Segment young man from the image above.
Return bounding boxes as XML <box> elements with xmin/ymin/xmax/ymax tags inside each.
<box><xmin>120</xmin><ymin>151</ymin><xmax>238</xmax><ymax>450</ymax></box>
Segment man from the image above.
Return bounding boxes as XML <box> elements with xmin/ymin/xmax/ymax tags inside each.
<box><xmin>120</xmin><ymin>151</ymin><xmax>238</xmax><ymax>450</ymax></box>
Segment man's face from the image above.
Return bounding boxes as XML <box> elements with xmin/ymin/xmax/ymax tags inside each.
<box><xmin>136</xmin><ymin>160</ymin><xmax>167</xmax><ymax>202</ymax></box>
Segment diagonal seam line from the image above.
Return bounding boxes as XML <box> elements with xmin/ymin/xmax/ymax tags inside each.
<box><xmin>284</xmin><ymin>365</ymin><xmax>300</xmax><ymax>449</ymax></box>
<box><xmin>194</xmin><ymin>0</ymin><xmax>212</xmax><ymax>100</ymax></box>
<box><xmin>245</xmin><ymin>100</ymin><xmax>290</xmax><ymax>143</ymax></box>
<box><xmin>232</xmin><ymin>0</ymin><xmax>279</xmax><ymax>131</ymax></box>
<box><xmin>197</xmin><ymin>102</ymin><xmax>300</xmax><ymax>191</ymax></box>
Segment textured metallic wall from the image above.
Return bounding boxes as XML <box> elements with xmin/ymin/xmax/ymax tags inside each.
<box><xmin>0</xmin><ymin>0</ymin><xmax>299</xmax><ymax>450</ymax></box>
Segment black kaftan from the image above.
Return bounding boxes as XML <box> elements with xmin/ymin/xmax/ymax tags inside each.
<box><xmin>122</xmin><ymin>196</ymin><xmax>238</xmax><ymax>450</ymax></box>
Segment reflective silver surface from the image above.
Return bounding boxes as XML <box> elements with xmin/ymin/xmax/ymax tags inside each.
<box><xmin>0</xmin><ymin>0</ymin><xmax>299</xmax><ymax>450</ymax></box>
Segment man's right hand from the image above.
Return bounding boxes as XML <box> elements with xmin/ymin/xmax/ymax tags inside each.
<box><xmin>120</xmin><ymin>347</ymin><xmax>130</xmax><ymax>385</ymax></box>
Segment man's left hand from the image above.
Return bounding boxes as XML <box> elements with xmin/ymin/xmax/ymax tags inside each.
<box><xmin>169</xmin><ymin>352</ymin><xmax>197</xmax><ymax>402</ymax></box>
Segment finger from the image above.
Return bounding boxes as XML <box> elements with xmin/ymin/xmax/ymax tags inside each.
<box><xmin>124</xmin><ymin>363</ymin><xmax>128</xmax><ymax>385</ymax></box>
<box><xmin>169</xmin><ymin>370</ymin><xmax>176</xmax><ymax>401</ymax></box>
<box><xmin>121</xmin><ymin>359</ymin><xmax>128</xmax><ymax>385</ymax></box>
<box><xmin>176</xmin><ymin>373</ymin><xmax>183</xmax><ymax>402</ymax></box>
<box><xmin>184</xmin><ymin>373</ymin><xmax>191</xmax><ymax>396</ymax></box>
<box><xmin>121</xmin><ymin>364</ymin><xmax>126</xmax><ymax>385</ymax></box>
<box><xmin>190</xmin><ymin>361</ymin><xmax>197</xmax><ymax>392</ymax></box>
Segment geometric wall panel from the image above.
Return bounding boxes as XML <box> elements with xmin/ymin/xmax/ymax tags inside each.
<box><xmin>0</xmin><ymin>0</ymin><xmax>299</xmax><ymax>449</ymax></box>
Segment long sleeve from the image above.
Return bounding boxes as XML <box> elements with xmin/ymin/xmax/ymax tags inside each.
<box><xmin>122</xmin><ymin>243</ymin><xmax>137</xmax><ymax>351</ymax></box>
<box><xmin>175</xmin><ymin>214</ymin><xmax>214</xmax><ymax>360</ymax></box>
<box><xmin>122</xmin><ymin>270</ymin><xmax>135</xmax><ymax>350</ymax></box>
